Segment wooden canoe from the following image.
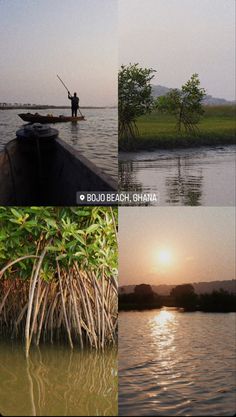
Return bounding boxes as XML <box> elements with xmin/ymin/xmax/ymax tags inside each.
<box><xmin>18</xmin><ymin>113</ymin><xmax>85</xmax><ymax>123</ymax></box>
<box><xmin>0</xmin><ymin>125</ymin><xmax>117</xmax><ymax>205</ymax></box>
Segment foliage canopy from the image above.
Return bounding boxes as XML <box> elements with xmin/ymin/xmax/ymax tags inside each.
<box><xmin>157</xmin><ymin>74</ymin><xmax>206</xmax><ymax>133</ymax></box>
<box><xmin>0</xmin><ymin>206</ymin><xmax>118</xmax><ymax>281</ymax></box>
<box><xmin>118</xmin><ymin>63</ymin><xmax>156</xmax><ymax>147</ymax></box>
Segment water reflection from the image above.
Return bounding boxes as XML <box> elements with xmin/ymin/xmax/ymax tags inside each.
<box><xmin>70</xmin><ymin>121</ymin><xmax>80</xmax><ymax>146</ymax></box>
<box><xmin>119</xmin><ymin>309</ymin><xmax>236</xmax><ymax>416</ymax></box>
<box><xmin>119</xmin><ymin>146</ymin><xmax>236</xmax><ymax>206</ymax></box>
<box><xmin>150</xmin><ymin>309</ymin><xmax>178</xmax><ymax>363</ymax></box>
<box><xmin>0</xmin><ymin>343</ymin><xmax>117</xmax><ymax>416</ymax></box>
<box><xmin>119</xmin><ymin>161</ymin><xmax>143</xmax><ymax>192</ymax></box>
<box><xmin>152</xmin><ymin>309</ymin><xmax>176</xmax><ymax>329</ymax></box>
<box><xmin>165</xmin><ymin>157</ymin><xmax>203</xmax><ymax>205</ymax></box>
<box><xmin>119</xmin><ymin>157</ymin><xmax>203</xmax><ymax>205</ymax></box>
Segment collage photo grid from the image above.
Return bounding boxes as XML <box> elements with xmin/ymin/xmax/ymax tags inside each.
<box><xmin>0</xmin><ymin>1</ymin><xmax>235</xmax><ymax>416</ymax></box>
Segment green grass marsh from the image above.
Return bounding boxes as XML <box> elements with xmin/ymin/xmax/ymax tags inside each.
<box><xmin>119</xmin><ymin>105</ymin><xmax>236</xmax><ymax>151</ymax></box>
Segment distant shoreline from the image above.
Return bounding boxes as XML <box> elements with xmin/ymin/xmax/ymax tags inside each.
<box><xmin>119</xmin><ymin>305</ymin><xmax>236</xmax><ymax>313</ymax></box>
<box><xmin>0</xmin><ymin>105</ymin><xmax>117</xmax><ymax>110</ymax></box>
<box><xmin>119</xmin><ymin>279</ymin><xmax>236</xmax><ymax>296</ymax></box>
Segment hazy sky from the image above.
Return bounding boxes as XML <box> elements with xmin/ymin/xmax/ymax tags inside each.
<box><xmin>0</xmin><ymin>0</ymin><xmax>117</xmax><ymax>106</ymax></box>
<box><xmin>119</xmin><ymin>0</ymin><xmax>235</xmax><ymax>100</ymax></box>
<box><xmin>119</xmin><ymin>207</ymin><xmax>235</xmax><ymax>286</ymax></box>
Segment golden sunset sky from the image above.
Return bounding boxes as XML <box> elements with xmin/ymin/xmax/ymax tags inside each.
<box><xmin>119</xmin><ymin>207</ymin><xmax>235</xmax><ymax>286</ymax></box>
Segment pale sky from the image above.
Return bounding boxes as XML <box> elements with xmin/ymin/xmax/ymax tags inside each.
<box><xmin>119</xmin><ymin>0</ymin><xmax>235</xmax><ymax>100</ymax></box>
<box><xmin>0</xmin><ymin>0</ymin><xmax>118</xmax><ymax>106</ymax></box>
<box><xmin>119</xmin><ymin>207</ymin><xmax>235</xmax><ymax>286</ymax></box>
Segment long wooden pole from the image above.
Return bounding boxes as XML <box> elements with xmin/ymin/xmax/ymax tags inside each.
<box><xmin>57</xmin><ymin>74</ymin><xmax>70</xmax><ymax>94</ymax></box>
<box><xmin>57</xmin><ymin>74</ymin><xmax>84</xmax><ymax>117</ymax></box>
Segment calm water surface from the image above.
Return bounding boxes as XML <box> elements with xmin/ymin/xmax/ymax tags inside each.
<box><xmin>0</xmin><ymin>108</ymin><xmax>117</xmax><ymax>180</ymax></box>
<box><xmin>0</xmin><ymin>343</ymin><xmax>117</xmax><ymax>416</ymax></box>
<box><xmin>119</xmin><ymin>146</ymin><xmax>236</xmax><ymax>205</ymax></box>
<box><xmin>119</xmin><ymin>308</ymin><xmax>236</xmax><ymax>416</ymax></box>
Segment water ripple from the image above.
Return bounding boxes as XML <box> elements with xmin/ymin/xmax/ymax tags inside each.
<box><xmin>119</xmin><ymin>309</ymin><xmax>236</xmax><ymax>416</ymax></box>
<box><xmin>0</xmin><ymin>108</ymin><xmax>117</xmax><ymax>180</ymax></box>
<box><xmin>119</xmin><ymin>146</ymin><xmax>236</xmax><ymax>206</ymax></box>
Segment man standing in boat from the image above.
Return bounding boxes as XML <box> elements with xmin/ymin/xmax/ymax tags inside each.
<box><xmin>68</xmin><ymin>92</ymin><xmax>79</xmax><ymax>117</ymax></box>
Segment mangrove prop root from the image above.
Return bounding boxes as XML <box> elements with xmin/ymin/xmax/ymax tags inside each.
<box><xmin>0</xmin><ymin>255</ymin><xmax>39</xmax><ymax>279</ymax></box>
<box><xmin>0</xmin><ymin>265</ymin><xmax>118</xmax><ymax>355</ymax></box>
<box><xmin>57</xmin><ymin>260</ymin><xmax>74</xmax><ymax>350</ymax></box>
<box><xmin>25</xmin><ymin>248</ymin><xmax>48</xmax><ymax>358</ymax></box>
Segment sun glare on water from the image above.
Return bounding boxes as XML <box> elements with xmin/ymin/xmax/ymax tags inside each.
<box><xmin>154</xmin><ymin>309</ymin><xmax>175</xmax><ymax>328</ymax></box>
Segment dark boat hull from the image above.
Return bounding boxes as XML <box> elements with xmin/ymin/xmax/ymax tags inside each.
<box><xmin>19</xmin><ymin>113</ymin><xmax>85</xmax><ymax>123</ymax></box>
<box><xmin>0</xmin><ymin>138</ymin><xmax>117</xmax><ymax>205</ymax></box>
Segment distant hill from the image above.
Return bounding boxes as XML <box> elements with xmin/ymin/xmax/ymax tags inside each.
<box><xmin>152</xmin><ymin>85</ymin><xmax>236</xmax><ymax>106</ymax></box>
<box><xmin>119</xmin><ymin>280</ymin><xmax>236</xmax><ymax>295</ymax></box>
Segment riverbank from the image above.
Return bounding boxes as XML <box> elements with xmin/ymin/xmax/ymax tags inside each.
<box><xmin>119</xmin><ymin>105</ymin><xmax>236</xmax><ymax>151</ymax></box>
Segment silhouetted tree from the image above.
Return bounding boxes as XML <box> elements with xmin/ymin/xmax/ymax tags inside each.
<box><xmin>170</xmin><ymin>284</ymin><xmax>198</xmax><ymax>310</ymax></box>
<box><xmin>199</xmin><ymin>289</ymin><xmax>236</xmax><ymax>312</ymax></box>
<box><xmin>134</xmin><ymin>284</ymin><xmax>154</xmax><ymax>300</ymax></box>
<box><xmin>119</xmin><ymin>284</ymin><xmax>162</xmax><ymax>311</ymax></box>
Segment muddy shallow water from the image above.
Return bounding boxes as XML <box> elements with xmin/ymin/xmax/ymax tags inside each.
<box><xmin>0</xmin><ymin>342</ymin><xmax>117</xmax><ymax>416</ymax></box>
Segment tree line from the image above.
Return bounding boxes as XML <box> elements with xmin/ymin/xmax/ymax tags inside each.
<box><xmin>119</xmin><ymin>283</ymin><xmax>236</xmax><ymax>312</ymax></box>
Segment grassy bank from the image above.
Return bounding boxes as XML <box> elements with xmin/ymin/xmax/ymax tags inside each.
<box><xmin>0</xmin><ymin>207</ymin><xmax>118</xmax><ymax>356</ymax></box>
<box><xmin>119</xmin><ymin>105</ymin><xmax>236</xmax><ymax>151</ymax></box>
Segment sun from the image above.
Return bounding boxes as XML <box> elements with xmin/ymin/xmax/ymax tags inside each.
<box><xmin>158</xmin><ymin>249</ymin><xmax>172</xmax><ymax>265</ymax></box>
